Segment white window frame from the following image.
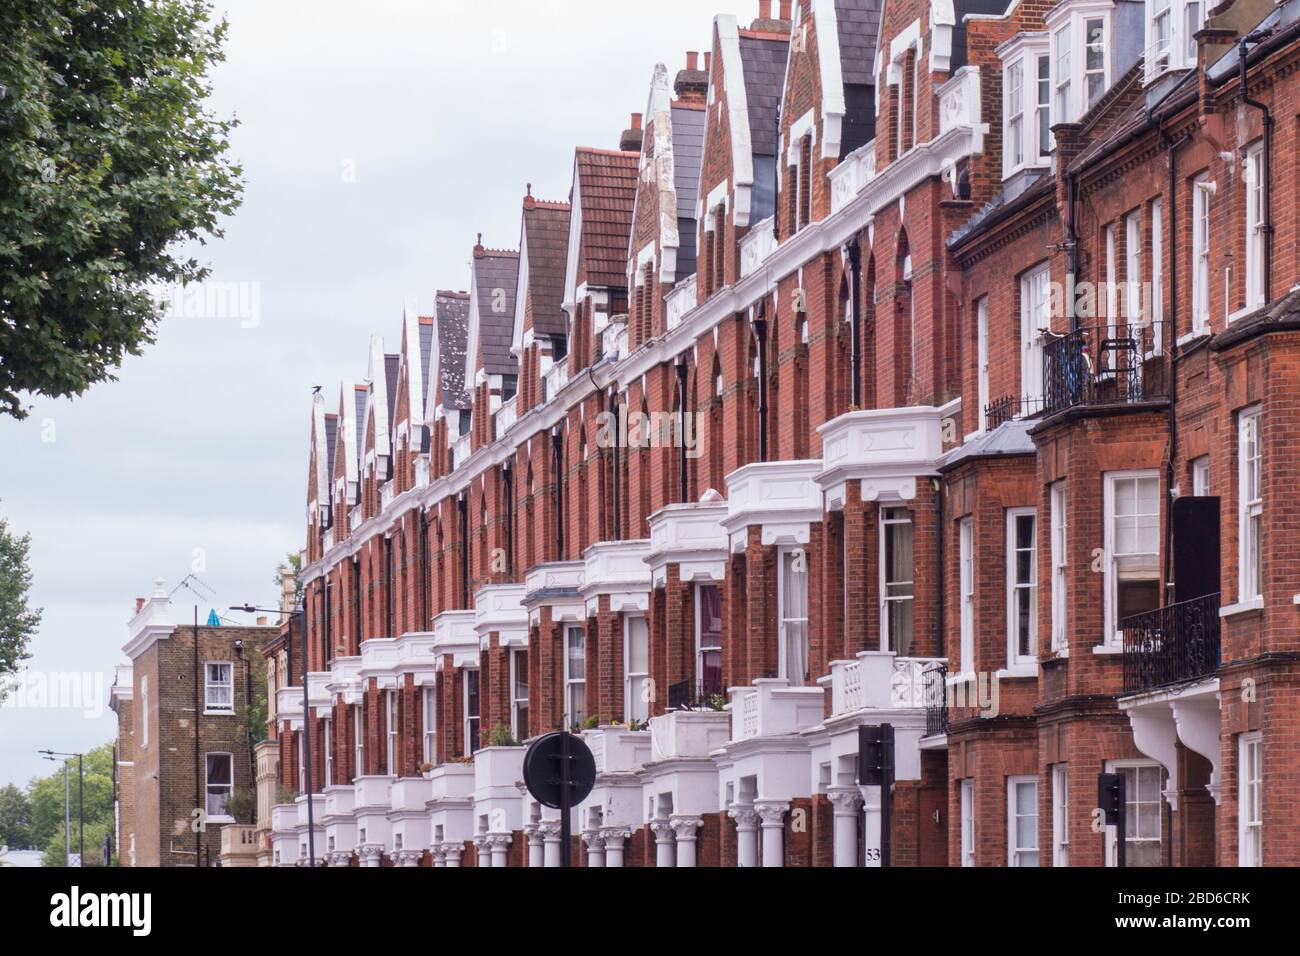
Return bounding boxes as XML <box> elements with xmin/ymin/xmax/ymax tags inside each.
<box><xmin>1020</xmin><ymin>264</ymin><xmax>1050</xmax><ymax>406</ymax></box>
<box><xmin>695</xmin><ymin>582</ymin><xmax>723</xmax><ymax>696</ymax></box>
<box><xmin>1006</xmin><ymin>508</ymin><xmax>1038</xmax><ymax>668</ymax></box>
<box><xmin>1125</xmin><ymin>210</ymin><xmax>1142</xmax><ymax>323</ymax></box>
<box><xmin>563</xmin><ymin>627</ymin><xmax>585</xmax><ymax>729</ymax></box>
<box><xmin>463</xmin><ymin>668</ymin><xmax>480</xmax><ymax>756</ymax></box>
<box><xmin>1005</xmin><ymin>58</ymin><xmax>1025</xmax><ymax>172</ymax></box>
<box><xmin>422</xmin><ymin>686</ymin><xmax>437</xmax><ymax>764</ymax></box>
<box><xmin>141</xmin><ymin>675</ymin><xmax>149</xmax><ymax>749</ymax></box>
<box><xmin>1184</xmin><ymin>1</ymin><xmax>1204</xmax><ymax>62</ymax></box>
<box><xmin>204</xmin><ymin>661</ymin><xmax>234</xmax><ymax>714</ymax></box>
<box><xmin>509</xmin><ymin>649</ymin><xmax>528</xmax><ymax>742</ymax></box>
<box><xmin>1244</xmin><ymin>143</ymin><xmax>1265</xmax><ymax>312</ymax></box>
<box><xmin>1052</xmin><ymin>764</ymin><xmax>1069</xmax><ymax>867</ymax></box>
<box><xmin>1192</xmin><ymin>174</ymin><xmax>1212</xmax><ymax>334</ymax></box>
<box><xmin>1007</xmin><ymin>775</ymin><xmax>1040</xmax><ymax>867</ymax></box>
<box><xmin>1150</xmin><ymin>196</ymin><xmax>1165</xmax><ymax>354</ymax></box>
<box><xmin>1238</xmin><ymin>732</ymin><xmax>1263</xmax><ymax>867</ymax></box>
<box><xmin>778</xmin><ymin>548</ymin><xmax>810</xmax><ymax>686</ymax></box>
<box><xmin>353</xmin><ymin>703</ymin><xmax>364</xmax><ymax>779</ymax></box>
<box><xmin>960</xmin><ymin>779</ymin><xmax>976</xmax><ymax>867</ymax></box>
<box><xmin>1238</xmin><ymin>407</ymin><xmax>1263</xmax><ymax>602</ymax></box>
<box><xmin>1104</xmin><ymin>224</ymin><xmax>1118</xmax><ymax>367</ymax></box>
<box><xmin>1150</xmin><ymin>0</ymin><xmax>1173</xmax><ymax>77</ymax></box>
<box><xmin>1050</xmin><ymin>482</ymin><xmax>1069</xmax><ymax>653</ymax></box>
<box><xmin>959</xmin><ymin>518</ymin><xmax>975</xmax><ymax>674</ymax></box>
<box><xmin>1035</xmin><ymin>53</ymin><xmax>1052</xmax><ymax>158</ymax></box>
<box><xmin>1053</xmin><ymin>22</ymin><xmax>1072</xmax><ymax>123</ymax></box>
<box><xmin>623</xmin><ymin>615</ymin><xmax>650</xmax><ymax>722</ymax></box>
<box><xmin>976</xmin><ymin>297</ymin><xmax>990</xmax><ymax>432</ymax></box>
<box><xmin>1103</xmin><ymin>471</ymin><xmax>1162</xmax><ymax>646</ymax></box>
<box><xmin>1105</xmin><ymin>760</ymin><xmax>1164</xmax><ymax>867</ymax></box>
<box><xmin>880</xmin><ymin>507</ymin><xmax>915</xmax><ymax>655</ymax></box>
<box><xmin>1083</xmin><ymin>16</ymin><xmax>1107</xmax><ymax>108</ymax></box>
<box><xmin>323</xmin><ymin>717</ymin><xmax>333</xmax><ymax>787</ymax></box>
<box><xmin>385</xmin><ymin>689</ymin><xmax>397</xmax><ymax>775</ymax></box>
<box><xmin>1192</xmin><ymin>455</ymin><xmax>1211</xmax><ymax>497</ymax></box>
<box><xmin>205</xmin><ymin>752</ymin><xmax>235</xmax><ymax>821</ymax></box>
<box><xmin>296</xmin><ymin>730</ymin><xmax>305</xmax><ymax>794</ymax></box>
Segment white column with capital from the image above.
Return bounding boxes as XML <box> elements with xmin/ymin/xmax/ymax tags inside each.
<box><xmin>539</xmin><ymin>820</ymin><xmax>563</xmax><ymax>867</ymax></box>
<box><xmin>669</xmin><ymin>815</ymin><xmax>703</xmax><ymax>868</ymax></box>
<box><xmin>582</xmin><ymin>830</ymin><xmax>606</xmax><ymax>867</ymax></box>
<box><xmin>729</xmin><ymin>805</ymin><xmax>759</xmax><ymax>868</ymax></box>
<box><xmin>523</xmin><ymin>824</ymin><xmax>543</xmax><ymax>868</ymax></box>
<box><xmin>650</xmin><ymin>820</ymin><xmax>676</xmax><ymax>868</ymax></box>
<box><xmin>601</xmin><ymin>827</ymin><xmax>631</xmax><ymax>867</ymax></box>
<box><xmin>859</xmin><ymin>785</ymin><xmax>883</xmax><ymax>867</ymax></box>
<box><xmin>395</xmin><ymin>849</ymin><xmax>423</xmax><ymax>868</ymax></box>
<box><xmin>358</xmin><ymin>844</ymin><xmax>384</xmax><ymax>868</ymax></box>
<box><xmin>443</xmin><ymin>843</ymin><xmax>463</xmax><ymax>868</ymax></box>
<box><xmin>487</xmin><ymin>833</ymin><xmax>511</xmax><ymax>868</ymax></box>
<box><xmin>828</xmin><ymin>786</ymin><xmax>864</xmax><ymax>867</ymax></box>
<box><xmin>754</xmin><ymin>800</ymin><xmax>788</xmax><ymax>868</ymax></box>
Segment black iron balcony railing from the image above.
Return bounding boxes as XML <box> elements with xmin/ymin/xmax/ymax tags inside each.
<box><xmin>1042</xmin><ymin>321</ymin><xmax>1169</xmax><ymax>418</ymax></box>
<box><xmin>666</xmin><ymin>675</ymin><xmax>726</xmax><ymax>711</ymax></box>
<box><xmin>1121</xmin><ymin>592</ymin><xmax>1222</xmax><ymax>693</ymax></box>
<box><xmin>985</xmin><ymin>394</ymin><xmax>1045</xmax><ymax>429</ymax></box>
<box><xmin>923</xmin><ymin>662</ymin><xmax>948</xmax><ymax>736</ymax></box>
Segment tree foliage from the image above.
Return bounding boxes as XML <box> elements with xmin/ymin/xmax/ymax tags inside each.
<box><xmin>0</xmin><ymin>0</ymin><xmax>243</xmax><ymax>418</ymax></box>
<box><xmin>0</xmin><ymin>783</ymin><xmax>34</xmax><ymax>849</ymax></box>
<box><xmin>28</xmin><ymin>741</ymin><xmax>115</xmax><ymax>866</ymax></box>
<box><xmin>0</xmin><ymin>509</ymin><xmax>40</xmax><ymax>696</ymax></box>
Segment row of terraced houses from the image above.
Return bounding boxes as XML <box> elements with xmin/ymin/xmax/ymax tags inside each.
<box><xmin>240</xmin><ymin>0</ymin><xmax>1300</xmax><ymax>868</ymax></box>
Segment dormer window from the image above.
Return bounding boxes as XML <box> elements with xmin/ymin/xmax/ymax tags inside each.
<box><xmin>1047</xmin><ymin>3</ymin><xmax>1112</xmax><ymax>124</ymax></box>
<box><xmin>1001</xmin><ymin>36</ymin><xmax>1051</xmax><ymax>179</ymax></box>
<box><xmin>1145</xmin><ymin>0</ymin><xmax>1205</xmax><ymax>82</ymax></box>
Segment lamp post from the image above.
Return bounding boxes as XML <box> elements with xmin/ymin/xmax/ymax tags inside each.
<box><xmin>232</xmin><ymin>603</ymin><xmax>313</xmax><ymax>866</ymax></box>
<box><xmin>39</xmin><ymin>750</ymin><xmax>83</xmax><ymax>866</ymax></box>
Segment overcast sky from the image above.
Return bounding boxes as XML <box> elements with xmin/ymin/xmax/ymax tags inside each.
<box><xmin>0</xmin><ymin>0</ymin><xmax>738</xmax><ymax>790</ymax></box>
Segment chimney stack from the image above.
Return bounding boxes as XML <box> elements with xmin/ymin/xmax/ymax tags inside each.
<box><xmin>135</xmin><ymin>597</ymin><xmax>145</xmax><ymax>614</ymax></box>
<box><xmin>257</xmin><ymin>616</ymin><xmax>268</xmax><ymax>627</ymax></box>
<box><xmin>686</xmin><ymin>51</ymin><xmax>699</xmax><ymax>71</ymax></box>
<box><xmin>620</xmin><ymin>113</ymin><xmax>644</xmax><ymax>152</ymax></box>
<box><xmin>759</xmin><ymin>0</ymin><xmax>772</xmax><ymax>19</ymax></box>
<box><xmin>674</xmin><ymin>51</ymin><xmax>709</xmax><ymax>104</ymax></box>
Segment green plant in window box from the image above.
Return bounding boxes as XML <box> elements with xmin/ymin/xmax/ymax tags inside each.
<box><xmin>486</xmin><ymin>724</ymin><xmax>519</xmax><ymax>748</ymax></box>
<box><xmin>583</xmin><ymin>714</ymin><xmax>600</xmax><ymax>730</ymax></box>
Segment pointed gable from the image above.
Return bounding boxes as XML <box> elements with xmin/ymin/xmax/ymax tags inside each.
<box><xmin>511</xmin><ymin>192</ymin><xmax>572</xmax><ymax>351</ymax></box>
<box><xmin>333</xmin><ymin>379</ymin><xmax>362</xmax><ymax>509</ymax></box>
<box><xmin>309</xmin><ymin>394</ymin><xmax>333</xmax><ymax>511</ymax></box>
<box><xmin>465</xmin><ymin>241</ymin><xmax>520</xmax><ymax>386</ymax></box>
<box><xmin>567</xmin><ymin>148</ymin><xmax>639</xmax><ymax>293</ymax></box>
<box><xmin>433</xmin><ymin>290</ymin><xmax>471</xmax><ymax>412</ymax></box>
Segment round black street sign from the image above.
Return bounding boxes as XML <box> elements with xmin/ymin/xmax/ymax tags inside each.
<box><xmin>523</xmin><ymin>732</ymin><xmax>597</xmax><ymax>809</ymax></box>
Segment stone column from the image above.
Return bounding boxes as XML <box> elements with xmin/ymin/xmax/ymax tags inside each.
<box><xmin>487</xmin><ymin>833</ymin><xmax>511</xmax><ymax>868</ymax></box>
<box><xmin>860</xmin><ymin>785</ymin><xmax>883</xmax><ymax>867</ymax></box>
<box><xmin>395</xmin><ymin>849</ymin><xmax>423</xmax><ymax>868</ymax></box>
<box><xmin>729</xmin><ymin>806</ymin><xmax>760</xmax><ymax>868</ymax></box>
<box><xmin>601</xmin><ymin>827</ymin><xmax>631</xmax><ymax>867</ymax></box>
<box><xmin>754</xmin><ymin>800</ymin><xmax>788</xmax><ymax>867</ymax></box>
<box><xmin>473</xmin><ymin>835</ymin><xmax>490</xmax><ymax>867</ymax></box>
<box><xmin>358</xmin><ymin>844</ymin><xmax>384</xmax><ymax>868</ymax></box>
<box><xmin>524</xmin><ymin>824</ymin><xmax>544</xmax><ymax>868</ymax></box>
<box><xmin>539</xmin><ymin>820</ymin><xmax>563</xmax><ymax>867</ymax></box>
<box><xmin>582</xmin><ymin>830</ymin><xmax>606</xmax><ymax>867</ymax></box>
<box><xmin>431</xmin><ymin>845</ymin><xmax>446</xmax><ymax>868</ymax></box>
<box><xmin>650</xmin><ymin>820</ymin><xmax>676</xmax><ymax>868</ymax></box>
<box><xmin>669</xmin><ymin>815</ymin><xmax>703</xmax><ymax>868</ymax></box>
<box><xmin>443</xmin><ymin>842</ymin><xmax>463</xmax><ymax>868</ymax></box>
<box><xmin>828</xmin><ymin>786</ymin><xmax>864</xmax><ymax>867</ymax></box>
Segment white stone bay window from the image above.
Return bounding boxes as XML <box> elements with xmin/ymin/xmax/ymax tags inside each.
<box><xmin>999</xmin><ymin>34</ymin><xmax>1051</xmax><ymax>179</ymax></box>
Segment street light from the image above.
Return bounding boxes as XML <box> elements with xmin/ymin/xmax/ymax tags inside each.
<box><xmin>39</xmin><ymin>750</ymin><xmax>83</xmax><ymax>867</ymax></box>
<box><xmin>231</xmin><ymin>603</ymin><xmax>315</xmax><ymax>867</ymax></box>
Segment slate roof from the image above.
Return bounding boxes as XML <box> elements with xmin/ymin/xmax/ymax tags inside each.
<box><xmin>835</xmin><ymin>0</ymin><xmax>881</xmax><ymax>87</ymax></box>
<box><xmin>472</xmin><ymin>249</ymin><xmax>520</xmax><ymax>377</ymax></box>
<box><xmin>938</xmin><ymin>418</ymin><xmax>1037</xmax><ymax>473</ymax></box>
<box><xmin>672</xmin><ymin>105</ymin><xmax>705</xmax><ymax>282</ymax></box>
<box><xmin>738</xmin><ymin>34</ymin><xmax>790</xmax><ymax>156</ymax></box>
<box><xmin>574</xmin><ymin>149</ymin><xmax>639</xmax><ymax>289</ymax></box>
<box><xmin>353</xmin><ymin>386</ymin><xmax>367</xmax><ymax>468</ymax></box>
<box><xmin>950</xmin><ymin>0</ymin><xmax>1017</xmax><ymax>71</ymax></box>
<box><xmin>947</xmin><ymin>170</ymin><xmax>1052</xmax><ymax>250</ymax></box>
<box><xmin>1067</xmin><ymin>65</ymin><xmax>1194</xmax><ymax>174</ymax></box>
<box><xmin>522</xmin><ymin>200</ymin><xmax>572</xmax><ymax>338</ymax></box>
<box><xmin>435</xmin><ymin>291</ymin><xmax>471</xmax><ymax>411</ymax></box>
<box><xmin>384</xmin><ymin>354</ymin><xmax>400</xmax><ymax>425</ymax></box>
<box><xmin>324</xmin><ymin>414</ymin><xmax>338</xmax><ymax>480</ymax></box>
<box><xmin>418</xmin><ymin>316</ymin><xmax>435</xmax><ymax>407</ymax></box>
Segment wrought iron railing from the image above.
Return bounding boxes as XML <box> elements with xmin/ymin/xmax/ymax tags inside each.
<box><xmin>923</xmin><ymin>662</ymin><xmax>949</xmax><ymax>736</ymax></box>
<box><xmin>1042</xmin><ymin>321</ymin><xmax>1169</xmax><ymax>418</ymax></box>
<box><xmin>1121</xmin><ymin>592</ymin><xmax>1221</xmax><ymax>693</ymax></box>
<box><xmin>985</xmin><ymin>395</ymin><xmax>1045</xmax><ymax>429</ymax></box>
<box><xmin>667</xmin><ymin>676</ymin><xmax>726</xmax><ymax>711</ymax></box>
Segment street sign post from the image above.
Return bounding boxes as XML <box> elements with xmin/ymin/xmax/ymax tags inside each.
<box><xmin>523</xmin><ymin>732</ymin><xmax>597</xmax><ymax>867</ymax></box>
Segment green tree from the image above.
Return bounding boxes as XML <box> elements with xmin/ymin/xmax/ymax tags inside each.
<box><xmin>0</xmin><ymin>509</ymin><xmax>40</xmax><ymax>698</ymax></box>
<box><xmin>0</xmin><ymin>783</ymin><xmax>34</xmax><ymax>849</ymax></box>
<box><xmin>28</xmin><ymin>741</ymin><xmax>115</xmax><ymax>865</ymax></box>
<box><xmin>0</xmin><ymin>0</ymin><xmax>243</xmax><ymax>419</ymax></box>
<box><xmin>274</xmin><ymin>551</ymin><xmax>303</xmax><ymax>608</ymax></box>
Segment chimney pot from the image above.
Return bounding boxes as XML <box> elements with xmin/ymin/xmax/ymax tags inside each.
<box><xmin>631</xmin><ymin>112</ymin><xmax>642</xmax><ymax>131</ymax></box>
<box><xmin>780</xmin><ymin>1</ymin><xmax>793</xmax><ymax>20</ymax></box>
<box><xmin>257</xmin><ymin>616</ymin><xmax>268</xmax><ymax>626</ymax></box>
<box><xmin>704</xmin><ymin>52</ymin><xmax>712</xmax><ymax>72</ymax></box>
<box><xmin>135</xmin><ymin>598</ymin><xmax>145</xmax><ymax>613</ymax></box>
<box><xmin>759</xmin><ymin>0</ymin><xmax>772</xmax><ymax>19</ymax></box>
<box><xmin>686</xmin><ymin>51</ymin><xmax>699</xmax><ymax>71</ymax></box>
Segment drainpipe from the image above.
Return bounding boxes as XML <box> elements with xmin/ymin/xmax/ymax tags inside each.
<box><xmin>934</xmin><ymin>478</ymin><xmax>944</xmax><ymax>660</ymax></box>
<box><xmin>611</xmin><ymin>392</ymin><xmax>622</xmax><ymax>541</ymax></box>
<box><xmin>552</xmin><ymin>427</ymin><xmax>565</xmax><ymax>560</ymax></box>
<box><xmin>1239</xmin><ymin>31</ymin><xmax>1274</xmax><ymax>305</ymax></box>
<box><xmin>847</xmin><ymin>238</ymin><xmax>863</xmax><ymax>407</ymax></box>
<box><xmin>1065</xmin><ymin>171</ymin><xmax>1079</xmax><ymax>332</ymax></box>
<box><xmin>1156</xmin><ymin>112</ymin><xmax>1185</xmax><ymax>601</ymax></box>
<box><xmin>676</xmin><ymin>358</ymin><xmax>690</xmax><ymax>503</ymax></box>
<box><xmin>754</xmin><ymin>304</ymin><xmax>770</xmax><ymax>463</ymax></box>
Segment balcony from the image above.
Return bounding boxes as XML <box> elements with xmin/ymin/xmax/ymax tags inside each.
<box><xmin>665</xmin><ymin>275</ymin><xmax>697</xmax><ymax>330</ymax></box>
<box><xmin>452</xmin><ymin>433</ymin><xmax>471</xmax><ymax>470</ymax></box>
<box><xmin>728</xmin><ymin>679</ymin><xmax>824</xmax><ymax>744</ymax></box>
<box><xmin>723</xmin><ymin>460</ymin><xmax>823</xmax><ymax>547</ymax></box>
<box><xmin>649</xmin><ymin>708</ymin><xmax>731</xmax><ymax>761</ymax></box>
<box><xmin>542</xmin><ymin>359</ymin><xmax>570</xmax><ymax>404</ymax></box>
<box><xmin>583</xmin><ymin>726</ymin><xmax>653</xmax><ymax>773</ymax></box>
<box><xmin>816</xmin><ymin>404</ymin><xmax>952</xmax><ymax>510</ymax></box>
<box><xmin>217</xmin><ymin>825</ymin><xmax>259</xmax><ymax>867</ymax></box>
<box><xmin>495</xmin><ymin>395</ymin><xmax>518</xmax><ymax>436</ymax></box>
<box><xmin>827</xmin><ymin>652</ymin><xmax>947</xmax><ymax>718</ymax></box>
<box><xmin>829</xmin><ymin>141</ymin><xmax>876</xmax><ymax>214</ymax></box>
<box><xmin>923</xmin><ymin>662</ymin><xmax>949</xmax><ymax>737</ymax></box>
<box><xmin>645</xmin><ymin>500</ymin><xmax>729</xmax><ymax>586</ymax></box>
<box><xmin>380</xmin><ymin>481</ymin><xmax>395</xmax><ymax>510</ymax></box>
<box><xmin>1122</xmin><ymin>593</ymin><xmax>1222</xmax><ymax>694</ymax></box>
<box><xmin>601</xmin><ymin>316</ymin><xmax>628</xmax><ymax>362</ymax></box>
<box><xmin>938</xmin><ymin>66</ymin><xmax>982</xmax><ymax>136</ymax></box>
<box><xmin>1041</xmin><ymin>321</ymin><xmax>1169</xmax><ymax>419</ymax></box>
<box><xmin>581</xmin><ymin>539</ymin><xmax>650</xmax><ymax>614</ymax></box>
<box><xmin>739</xmin><ymin>215</ymin><xmax>776</xmax><ymax>278</ymax></box>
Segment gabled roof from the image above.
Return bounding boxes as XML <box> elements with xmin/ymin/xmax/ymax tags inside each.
<box><xmin>334</xmin><ymin>380</ymin><xmax>362</xmax><ymax>492</ymax></box>
<box><xmin>571</xmin><ymin>148</ymin><xmax>639</xmax><ymax>290</ymax></box>
<box><xmin>436</xmin><ymin>290</ymin><xmax>473</xmax><ymax>413</ymax></box>
<box><xmin>361</xmin><ymin>337</ymin><xmax>394</xmax><ymax>466</ymax></box>
<box><xmin>466</xmin><ymin>244</ymin><xmax>520</xmax><ymax>383</ymax></box>
<box><xmin>834</xmin><ymin>0</ymin><xmax>881</xmax><ymax>86</ymax></box>
<box><xmin>418</xmin><ymin>315</ymin><xmax>435</xmax><ymax>402</ymax></box>
<box><xmin>518</xmin><ymin>195</ymin><xmax>572</xmax><ymax>339</ymax></box>
<box><xmin>310</xmin><ymin>394</ymin><xmax>332</xmax><ymax>507</ymax></box>
<box><xmin>738</xmin><ymin>32</ymin><xmax>790</xmax><ymax>157</ymax></box>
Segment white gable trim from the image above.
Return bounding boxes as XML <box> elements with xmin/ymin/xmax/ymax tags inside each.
<box><xmin>562</xmin><ymin>157</ymin><xmax>584</xmax><ymax>317</ymax></box>
<box><xmin>812</xmin><ymin>0</ymin><xmax>847</xmax><ymax>160</ymax></box>
<box><xmin>511</xmin><ymin>226</ymin><xmax>531</xmax><ymax>355</ymax></box>
<box><xmin>715</xmin><ymin>15</ymin><xmax>757</xmax><ymax>228</ymax></box>
<box><xmin>400</xmin><ymin>300</ymin><xmax>423</xmax><ymax>438</ymax></box>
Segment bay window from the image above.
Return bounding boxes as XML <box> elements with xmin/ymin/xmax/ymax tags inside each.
<box><xmin>1239</xmin><ymin>733</ymin><xmax>1263</xmax><ymax>866</ymax></box>
<box><xmin>881</xmin><ymin>508</ymin><xmax>915</xmax><ymax>656</ymax></box>
<box><xmin>1104</xmin><ymin>472</ymin><xmax>1161</xmax><ymax>644</ymax></box>
<box><xmin>1048</xmin><ymin>4</ymin><xmax>1113</xmax><ymax>124</ymax></box>
<box><xmin>1084</xmin><ymin>18</ymin><xmax>1106</xmax><ymax>106</ymax></box>
<box><xmin>564</xmin><ymin>626</ymin><xmax>585</xmax><ymax>729</ymax></box>
<box><xmin>1050</xmin><ymin>482</ymin><xmax>1069</xmax><ymax>653</ymax></box>
<box><xmin>779</xmin><ymin>549</ymin><xmax>809</xmax><ymax>686</ymax></box>
<box><xmin>1151</xmin><ymin>0</ymin><xmax>1172</xmax><ymax>74</ymax></box>
<box><xmin>624</xmin><ymin>616</ymin><xmax>649</xmax><ymax>721</ymax></box>
<box><xmin>696</xmin><ymin>584</ymin><xmax>723</xmax><ymax>696</ymax></box>
<box><xmin>1007</xmin><ymin>509</ymin><xmax>1038</xmax><ymax>668</ymax></box>
<box><xmin>1053</xmin><ymin>23</ymin><xmax>1072</xmax><ymax>121</ymax></box>
<box><xmin>1001</xmin><ymin>42</ymin><xmax>1051</xmax><ymax>179</ymax></box>
<box><xmin>1147</xmin><ymin>0</ymin><xmax>1206</xmax><ymax>80</ymax></box>
<box><xmin>1239</xmin><ymin>407</ymin><xmax>1262</xmax><ymax>602</ymax></box>
<box><xmin>1007</xmin><ymin>776</ymin><xmax>1040</xmax><ymax>867</ymax></box>
<box><xmin>1006</xmin><ymin>60</ymin><xmax>1024</xmax><ymax>169</ymax></box>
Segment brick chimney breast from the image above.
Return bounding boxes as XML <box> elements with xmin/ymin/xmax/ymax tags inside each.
<box><xmin>675</xmin><ymin>51</ymin><xmax>709</xmax><ymax>104</ymax></box>
<box><xmin>620</xmin><ymin>113</ymin><xmax>645</xmax><ymax>152</ymax></box>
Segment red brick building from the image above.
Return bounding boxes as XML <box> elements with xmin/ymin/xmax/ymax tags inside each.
<box><xmin>274</xmin><ymin>0</ymin><xmax>1300</xmax><ymax>867</ymax></box>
